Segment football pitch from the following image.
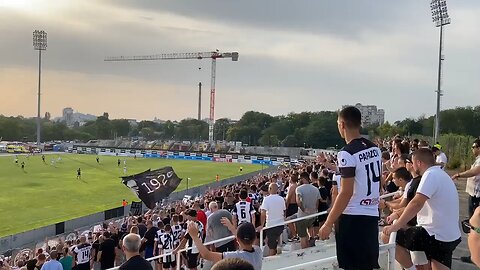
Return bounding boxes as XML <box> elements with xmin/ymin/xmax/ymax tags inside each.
<box><xmin>0</xmin><ymin>153</ymin><xmax>263</xmax><ymax>237</ymax></box>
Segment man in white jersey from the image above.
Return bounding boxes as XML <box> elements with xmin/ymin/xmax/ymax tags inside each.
<box><xmin>384</xmin><ymin>148</ymin><xmax>461</xmax><ymax>270</ymax></box>
<box><xmin>156</xmin><ymin>224</ymin><xmax>176</xmax><ymax>270</ymax></box>
<box><xmin>72</xmin><ymin>235</ymin><xmax>92</xmax><ymax>270</ymax></box>
<box><xmin>174</xmin><ymin>209</ymin><xmax>204</xmax><ymax>270</ymax></box>
<box><xmin>171</xmin><ymin>214</ymin><xmax>185</xmax><ymax>247</ymax></box>
<box><xmin>233</xmin><ymin>189</ymin><xmax>256</xmax><ymax>226</ymax></box>
<box><xmin>318</xmin><ymin>106</ymin><xmax>381</xmax><ymax>270</ymax></box>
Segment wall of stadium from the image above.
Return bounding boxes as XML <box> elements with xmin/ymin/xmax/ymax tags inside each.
<box><xmin>69</xmin><ymin>145</ymin><xmax>291</xmax><ymax>166</ymax></box>
<box><xmin>0</xmin><ymin>167</ymin><xmax>277</xmax><ymax>254</ymax></box>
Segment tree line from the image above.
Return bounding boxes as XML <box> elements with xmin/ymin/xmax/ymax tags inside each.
<box><xmin>1</xmin><ymin>106</ymin><xmax>479</xmax><ymax>149</ymax></box>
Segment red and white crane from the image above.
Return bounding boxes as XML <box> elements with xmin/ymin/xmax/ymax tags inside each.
<box><xmin>105</xmin><ymin>51</ymin><xmax>239</xmax><ymax>142</ymax></box>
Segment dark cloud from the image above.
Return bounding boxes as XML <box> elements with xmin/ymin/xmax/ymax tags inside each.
<box><xmin>107</xmin><ymin>0</ymin><xmax>423</xmax><ymax>38</ymax></box>
<box><xmin>0</xmin><ymin>0</ymin><xmax>479</xmax><ymax>122</ymax></box>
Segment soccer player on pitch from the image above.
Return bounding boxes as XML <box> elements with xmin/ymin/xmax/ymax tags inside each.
<box><xmin>77</xmin><ymin>168</ymin><xmax>82</xmax><ymax>180</ymax></box>
<box><xmin>318</xmin><ymin>106</ymin><xmax>382</xmax><ymax>270</ymax></box>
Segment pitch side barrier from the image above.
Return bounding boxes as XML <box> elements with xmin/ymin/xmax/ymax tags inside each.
<box><xmin>70</xmin><ymin>145</ymin><xmax>291</xmax><ymax>166</ymax></box>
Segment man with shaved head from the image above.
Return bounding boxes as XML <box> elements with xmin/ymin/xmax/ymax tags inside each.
<box><xmin>72</xmin><ymin>235</ymin><xmax>92</xmax><ymax>270</ymax></box>
<box><xmin>258</xmin><ymin>183</ymin><xmax>286</xmax><ymax>256</ymax></box>
<box><xmin>119</xmin><ymin>233</ymin><xmax>152</xmax><ymax>270</ymax></box>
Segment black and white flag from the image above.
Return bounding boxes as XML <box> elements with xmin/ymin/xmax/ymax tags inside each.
<box><xmin>121</xmin><ymin>166</ymin><xmax>182</xmax><ymax>209</ymax></box>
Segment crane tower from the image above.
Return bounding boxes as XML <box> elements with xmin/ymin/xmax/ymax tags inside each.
<box><xmin>105</xmin><ymin>51</ymin><xmax>239</xmax><ymax>142</ymax></box>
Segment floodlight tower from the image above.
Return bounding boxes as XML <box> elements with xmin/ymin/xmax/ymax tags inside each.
<box><xmin>430</xmin><ymin>0</ymin><xmax>451</xmax><ymax>143</ymax></box>
<box><xmin>33</xmin><ymin>30</ymin><xmax>47</xmax><ymax>146</ymax></box>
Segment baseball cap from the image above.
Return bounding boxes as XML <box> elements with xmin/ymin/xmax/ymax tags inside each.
<box><xmin>236</xmin><ymin>222</ymin><xmax>256</xmax><ymax>243</ymax></box>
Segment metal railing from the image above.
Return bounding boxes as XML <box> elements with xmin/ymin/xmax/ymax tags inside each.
<box><xmin>258</xmin><ymin>191</ymin><xmax>401</xmax><ymax>252</ymax></box>
<box><xmin>108</xmin><ymin>191</ymin><xmax>400</xmax><ymax>270</ymax></box>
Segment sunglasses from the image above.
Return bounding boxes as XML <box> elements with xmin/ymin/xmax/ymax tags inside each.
<box><xmin>462</xmin><ymin>220</ymin><xmax>480</xmax><ymax>234</ymax></box>
<box><xmin>472</xmin><ymin>145</ymin><xmax>479</xmax><ymax>149</ymax></box>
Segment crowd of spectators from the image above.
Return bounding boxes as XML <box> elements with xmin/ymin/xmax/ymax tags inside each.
<box><xmin>1</xmin><ymin>136</ymin><xmax>479</xmax><ymax>270</ymax></box>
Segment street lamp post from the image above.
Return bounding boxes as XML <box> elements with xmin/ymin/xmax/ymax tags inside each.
<box><xmin>33</xmin><ymin>30</ymin><xmax>47</xmax><ymax>147</ymax></box>
<box><xmin>430</xmin><ymin>0</ymin><xmax>450</xmax><ymax>143</ymax></box>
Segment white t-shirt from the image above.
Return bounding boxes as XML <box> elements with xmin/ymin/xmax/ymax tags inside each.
<box><xmin>260</xmin><ymin>194</ymin><xmax>286</xmax><ymax>227</ymax></box>
<box><xmin>337</xmin><ymin>138</ymin><xmax>382</xmax><ymax>217</ymax></box>
<box><xmin>435</xmin><ymin>152</ymin><xmax>448</xmax><ymax>169</ymax></box>
<box><xmin>466</xmin><ymin>155</ymin><xmax>480</xmax><ymax>197</ymax></box>
<box><xmin>416</xmin><ymin>166</ymin><xmax>461</xmax><ymax>242</ymax></box>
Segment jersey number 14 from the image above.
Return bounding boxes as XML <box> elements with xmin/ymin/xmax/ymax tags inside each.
<box><xmin>365</xmin><ymin>161</ymin><xmax>381</xmax><ymax>196</ymax></box>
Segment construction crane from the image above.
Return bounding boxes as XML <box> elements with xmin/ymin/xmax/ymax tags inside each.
<box><xmin>105</xmin><ymin>51</ymin><xmax>239</xmax><ymax>142</ymax></box>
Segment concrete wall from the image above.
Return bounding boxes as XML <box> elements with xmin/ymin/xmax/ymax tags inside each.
<box><xmin>0</xmin><ymin>167</ymin><xmax>277</xmax><ymax>254</ymax></box>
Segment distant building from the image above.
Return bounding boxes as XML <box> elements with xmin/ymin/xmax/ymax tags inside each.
<box><xmin>62</xmin><ymin>107</ymin><xmax>74</xmax><ymax>126</ymax></box>
<box><xmin>57</xmin><ymin>107</ymin><xmax>96</xmax><ymax>127</ymax></box>
<box><xmin>153</xmin><ymin>117</ymin><xmax>165</xmax><ymax>124</ymax></box>
<box><xmin>343</xmin><ymin>103</ymin><xmax>385</xmax><ymax>127</ymax></box>
<box><xmin>126</xmin><ymin>119</ymin><xmax>138</xmax><ymax>127</ymax></box>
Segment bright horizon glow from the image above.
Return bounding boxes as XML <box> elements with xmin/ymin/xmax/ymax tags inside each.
<box><xmin>0</xmin><ymin>0</ymin><xmax>34</xmax><ymax>11</ymax></box>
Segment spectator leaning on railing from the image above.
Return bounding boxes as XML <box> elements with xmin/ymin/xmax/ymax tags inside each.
<box><xmin>383</xmin><ymin>148</ymin><xmax>461</xmax><ymax>270</ymax></box>
<box><xmin>318</xmin><ymin>106</ymin><xmax>382</xmax><ymax>270</ymax></box>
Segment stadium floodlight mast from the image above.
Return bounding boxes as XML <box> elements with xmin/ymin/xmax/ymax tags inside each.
<box><xmin>430</xmin><ymin>0</ymin><xmax>451</xmax><ymax>143</ymax></box>
<box><xmin>33</xmin><ymin>30</ymin><xmax>47</xmax><ymax>147</ymax></box>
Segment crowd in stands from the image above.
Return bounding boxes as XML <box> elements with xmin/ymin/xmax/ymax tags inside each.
<box><xmin>82</xmin><ymin>139</ymin><xmax>236</xmax><ymax>154</ymax></box>
<box><xmin>1</xmin><ymin>129</ymin><xmax>480</xmax><ymax>269</ymax></box>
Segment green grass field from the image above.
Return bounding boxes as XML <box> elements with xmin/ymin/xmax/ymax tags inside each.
<box><xmin>0</xmin><ymin>154</ymin><xmax>263</xmax><ymax>237</ymax></box>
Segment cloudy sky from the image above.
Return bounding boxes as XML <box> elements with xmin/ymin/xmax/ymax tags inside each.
<box><xmin>0</xmin><ymin>0</ymin><xmax>479</xmax><ymax>122</ymax></box>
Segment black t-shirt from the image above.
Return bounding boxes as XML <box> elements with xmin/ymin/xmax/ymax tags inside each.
<box><xmin>223</xmin><ymin>203</ymin><xmax>236</xmax><ymax>214</ymax></box>
<box><xmin>91</xmin><ymin>240</ymin><xmax>100</xmax><ymax>261</ymax></box>
<box><xmin>144</xmin><ymin>227</ymin><xmax>159</xmax><ymax>248</ymax></box>
<box><xmin>110</xmin><ymin>232</ymin><xmax>119</xmax><ymax>248</ymax></box>
<box><xmin>406</xmin><ymin>176</ymin><xmax>422</xmax><ymax>226</ymax></box>
<box><xmin>99</xmin><ymin>238</ymin><xmax>116</xmax><ymax>268</ymax></box>
<box><xmin>215</xmin><ymin>196</ymin><xmax>225</xmax><ymax>205</ymax></box>
<box><xmin>137</xmin><ymin>223</ymin><xmax>147</xmax><ymax>238</ymax></box>
<box><xmin>324</xmin><ymin>181</ymin><xmax>333</xmax><ymax>201</ymax></box>
<box><xmin>386</xmin><ymin>180</ymin><xmax>399</xmax><ymax>193</ymax></box>
<box><xmin>26</xmin><ymin>259</ymin><xmax>37</xmax><ymax>270</ymax></box>
<box><xmin>119</xmin><ymin>255</ymin><xmax>153</xmax><ymax>270</ymax></box>
<box><xmin>117</xmin><ymin>231</ymin><xmax>128</xmax><ymax>249</ymax></box>
<box><xmin>318</xmin><ymin>186</ymin><xmax>330</xmax><ymax>212</ymax></box>
<box><xmin>162</xmin><ymin>217</ymin><xmax>171</xmax><ymax>226</ymax></box>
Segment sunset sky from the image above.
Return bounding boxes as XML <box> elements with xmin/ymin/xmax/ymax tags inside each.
<box><xmin>0</xmin><ymin>0</ymin><xmax>479</xmax><ymax>122</ymax></box>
